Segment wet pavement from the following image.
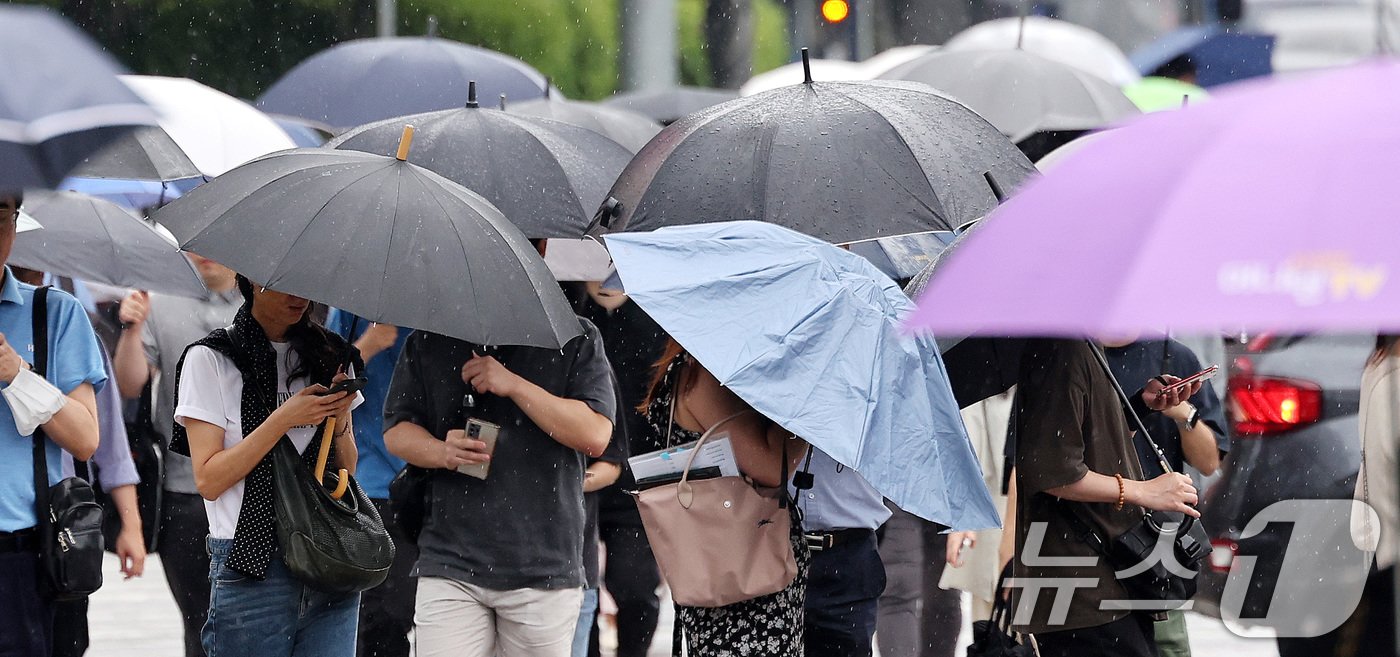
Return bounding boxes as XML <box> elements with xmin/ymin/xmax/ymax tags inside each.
<box><xmin>88</xmin><ymin>554</ymin><xmax>1281</xmax><ymax>657</ymax></box>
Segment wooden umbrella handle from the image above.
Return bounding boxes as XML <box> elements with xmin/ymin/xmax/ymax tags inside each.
<box><xmin>330</xmin><ymin>469</ymin><xmax>350</xmax><ymax>500</ymax></box>
<box><xmin>315</xmin><ymin>417</ymin><xmax>336</xmax><ymax>485</ymax></box>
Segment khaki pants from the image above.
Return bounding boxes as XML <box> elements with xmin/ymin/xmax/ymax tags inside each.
<box><xmin>414</xmin><ymin>576</ymin><xmax>583</xmax><ymax>657</ymax></box>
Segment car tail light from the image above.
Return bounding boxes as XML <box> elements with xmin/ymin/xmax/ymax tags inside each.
<box><xmin>1210</xmin><ymin>539</ymin><xmax>1238</xmax><ymax>573</ymax></box>
<box><xmin>1228</xmin><ymin>375</ymin><xmax>1323</xmax><ymax>436</ymax></box>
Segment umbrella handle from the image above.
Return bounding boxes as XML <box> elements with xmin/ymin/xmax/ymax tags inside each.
<box><xmin>329</xmin><ymin>468</ymin><xmax>350</xmax><ymax>500</ymax></box>
<box><xmin>315</xmin><ymin>417</ymin><xmax>335</xmax><ymax>485</ymax></box>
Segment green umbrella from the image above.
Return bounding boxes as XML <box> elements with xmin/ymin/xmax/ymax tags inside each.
<box><xmin>1123</xmin><ymin>76</ymin><xmax>1210</xmax><ymax>113</ymax></box>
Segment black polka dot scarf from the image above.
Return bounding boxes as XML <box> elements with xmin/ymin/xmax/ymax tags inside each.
<box><xmin>170</xmin><ymin>304</ymin><xmax>339</xmax><ymax>580</ymax></box>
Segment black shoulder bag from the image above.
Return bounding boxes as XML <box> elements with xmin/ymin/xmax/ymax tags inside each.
<box><xmin>1056</xmin><ymin>342</ymin><xmax>1210</xmax><ymax>607</ymax></box>
<box><xmin>30</xmin><ymin>286</ymin><xmax>106</xmax><ymax>600</ymax></box>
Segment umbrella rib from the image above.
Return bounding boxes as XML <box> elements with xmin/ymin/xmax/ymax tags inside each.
<box><xmin>263</xmin><ymin>162</ymin><xmax>389</xmax><ymax>286</ymax></box>
<box><xmin>836</xmin><ymin>90</ymin><xmax>954</xmax><ymax>224</ymax></box>
<box><xmin>371</xmin><ymin>166</ymin><xmax>405</xmax><ymax>324</ymax></box>
<box><xmin>91</xmin><ymin>197</ymin><xmax>131</xmax><ymax>288</ymax></box>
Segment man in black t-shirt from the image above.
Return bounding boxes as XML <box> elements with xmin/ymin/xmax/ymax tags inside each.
<box><xmin>384</xmin><ymin>321</ymin><xmax>616</xmax><ymax>657</ymax></box>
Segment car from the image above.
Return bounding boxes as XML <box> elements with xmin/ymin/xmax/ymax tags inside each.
<box><xmin>1193</xmin><ymin>333</ymin><xmax>1372</xmax><ymax>653</ymax></box>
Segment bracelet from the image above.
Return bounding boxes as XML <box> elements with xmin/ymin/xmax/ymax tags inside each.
<box><xmin>1114</xmin><ymin>474</ymin><xmax>1126</xmax><ymax>512</ymax></box>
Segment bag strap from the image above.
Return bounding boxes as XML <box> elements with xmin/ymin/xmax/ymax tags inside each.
<box><xmin>1083</xmin><ymin>340</ymin><xmax>1173</xmax><ymax>475</ymax></box>
<box><xmin>674</xmin><ymin>409</ymin><xmax>752</xmax><ymax>509</ymax></box>
<box><xmin>31</xmin><ymin>286</ymin><xmax>50</xmax><ymax>530</ymax></box>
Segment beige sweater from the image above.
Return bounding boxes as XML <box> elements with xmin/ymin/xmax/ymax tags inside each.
<box><xmin>1354</xmin><ymin>355</ymin><xmax>1400</xmax><ymax>569</ymax></box>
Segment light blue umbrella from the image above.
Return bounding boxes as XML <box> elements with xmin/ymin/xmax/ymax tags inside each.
<box><xmin>605</xmin><ymin>221</ymin><xmax>1000</xmax><ymax>530</ymax></box>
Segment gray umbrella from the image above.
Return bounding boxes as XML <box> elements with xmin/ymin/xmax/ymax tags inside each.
<box><xmin>329</xmin><ymin>85</ymin><xmax>633</xmax><ymax>239</ymax></box>
<box><xmin>256</xmin><ymin>36</ymin><xmax>548</xmax><ymax>130</ymax></box>
<box><xmin>153</xmin><ymin>142</ymin><xmax>581</xmax><ymax>349</ymax></box>
<box><xmin>880</xmin><ymin>49</ymin><xmax>1140</xmax><ymax>143</ymax></box>
<box><xmin>0</xmin><ymin>5</ymin><xmax>159</xmax><ymax>192</ymax></box>
<box><xmin>508</xmin><ymin>93</ymin><xmax>661</xmax><ymax>153</ymax></box>
<box><xmin>12</xmin><ymin>191</ymin><xmax>207</xmax><ymax>298</ymax></box>
<box><xmin>597</xmin><ymin>57</ymin><xmax>1036</xmax><ymax>244</ymax></box>
<box><xmin>602</xmin><ymin>86</ymin><xmax>739</xmax><ymax>124</ymax></box>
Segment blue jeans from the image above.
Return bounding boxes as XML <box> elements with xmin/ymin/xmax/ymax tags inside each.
<box><xmin>203</xmin><ymin>538</ymin><xmax>361</xmax><ymax>657</ymax></box>
<box><xmin>571</xmin><ymin>588</ymin><xmax>599</xmax><ymax>657</ymax></box>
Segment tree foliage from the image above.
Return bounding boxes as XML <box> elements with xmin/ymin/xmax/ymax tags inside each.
<box><xmin>25</xmin><ymin>0</ymin><xmax>790</xmax><ymax>101</ymax></box>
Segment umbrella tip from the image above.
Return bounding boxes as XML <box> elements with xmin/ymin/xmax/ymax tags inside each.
<box><xmin>426</xmin><ymin>15</ymin><xmax>439</xmax><ymax>38</ymax></box>
<box><xmin>396</xmin><ymin>125</ymin><xmax>416</xmax><ymax>162</ymax></box>
<box><xmin>1016</xmin><ymin>11</ymin><xmax>1027</xmax><ymax>49</ymax></box>
<box><xmin>499</xmin><ymin>94</ymin><xmax>507</xmax><ymax>110</ymax></box>
<box><xmin>1181</xmin><ymin>93</ymin><xmax>1190</xmax><ymax>109</ymax></box>
<box><xmin>466</xmin><ymin>80</ymin><xmax>478</xmax><ymax>108</ymax></box>
<box><xmin>983</xmin><ymin>171</ymin><xmax>1007</xmax><ymax>202</ymax></box>
<box><xmin>801</xmin><ymin>47</ymin><xmax>813</xmax><ymax>84</ymax></box>
<box><xmin>544</xmin><ymin>78</ymin><xmax>552</xmax><ymax>99</ymax></box>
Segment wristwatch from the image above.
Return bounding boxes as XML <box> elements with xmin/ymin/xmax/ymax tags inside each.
<box><xmin>1179</xmin><ymin>404</ymin><xmax>1201</xmax><ymax>430</ymax></box>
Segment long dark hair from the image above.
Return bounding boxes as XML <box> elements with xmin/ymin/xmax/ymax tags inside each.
<box><xmin>638</xmin><ymin>338</ymin><xmax>690</xmax><ymax>415</ymax></box>
<box><xmin>1374</xmin><ymin>334</ymin><xmax>1400</xmax><ymax>364</ymax></box>
<box><xmin>237</xmin><ymin>274</ymin><xmax>342</xmax><ymax>385</ymax></box>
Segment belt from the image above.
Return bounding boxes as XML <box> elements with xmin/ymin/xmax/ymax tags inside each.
<box><xmin>0</xmin><ymin>528</ymin><xmax>37</xmax><ymax>554</ymax></box>
<box><xmin>803</xmin><ymin>528</ymin><xmax>872</xmax><ymax>552</ymax></box>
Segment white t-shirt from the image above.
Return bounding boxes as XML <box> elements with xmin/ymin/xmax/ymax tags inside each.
<box><xmin>174</xmin><ymin>341</ymin><xmax>363</xmax><ymax>539</ymax></box>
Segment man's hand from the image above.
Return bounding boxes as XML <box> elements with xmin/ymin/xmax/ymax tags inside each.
<box><xmin>1142</xmin><ymin>375</ymin><xmax>1202</xmax><ymax>412</ymax></box>
<box><xmin>441</xmin><ymin>428</ymin><xmax>491</xmax><ymax>470</ymax></box>
<box><xmin>461</xmin><ymin>354</ymin><xmax>522</xmax><ymax>398</ymax></box>
<box><xmin>119</xmin><ymin>291</ymin><xmax>151</xmax><ymax>328</ymax></box>
<box><xmin>1127</xmin><ymin>472</ymin><xmax>1200</xmax><ymax>517</ymax></box>
<box><xmin>354</xmin><ymin>322</ymin><xmax>398</xmax><ymax>360</ymax></box>
<box><xmin>0</xmin><ymin>332</ymin><xmax>29</xmax><ymax>385</ymax></box>
<box><xmin>115</xmin><ymin>527</ymin><xmax>146</xmax><ymax>579</ymax></box>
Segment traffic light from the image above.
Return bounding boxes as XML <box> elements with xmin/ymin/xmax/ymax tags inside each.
<box><xmin>820</xmin><ymin>0</ymin><xmax>850</xmax><ymax>24</ymax></box>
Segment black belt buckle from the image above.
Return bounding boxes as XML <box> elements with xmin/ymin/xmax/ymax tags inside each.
<box><xmin>803</xmin><ymin>532</ymin><xmax>836</xmax><ymax>552</ymax></box>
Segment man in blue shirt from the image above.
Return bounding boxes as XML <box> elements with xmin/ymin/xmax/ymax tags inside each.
<box><xmin>794</xmin><ymin>448</ymin><xmax>892</xmax><ymax>656</ymax></box>
<box><xmin>327</xmin><ymin>309</ymin><xmax>414</xmax><ymax>657</ymax></box>
<box><xmin>0</xmin><ymin>193</ymin><xmax>107</xmax><ymax>657</ymax></box>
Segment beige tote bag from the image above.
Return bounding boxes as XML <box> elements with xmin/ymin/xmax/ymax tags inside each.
<box><xmin>634</xmin><ymin>408</ymin><xmax>798</xmax><ymax>608</ymax></box>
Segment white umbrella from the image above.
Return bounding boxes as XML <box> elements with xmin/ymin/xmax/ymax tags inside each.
<box><xmin>121</xmin><ymin>75</ymin><xmax>296</xmax><ymax>177</ymax></box>
<box><xmin>739</xmin><ymin>58</ymin><xmax>868</xmax><ymax>96</ymax></box>
<box><xmin>945</xmin><ymin>16</ymin><xmax>1141</xmax><ymax>86</ymax></box>
<box><xmin>859</xmin><ymin>44</ymin><xmax>940</xmax><ymax>78</ymax></box>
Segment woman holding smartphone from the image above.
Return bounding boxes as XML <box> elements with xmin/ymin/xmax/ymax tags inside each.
<box><xmin>638</xmin><ymin>338</ymin><xmax>808</xmax><ymax>657</ymax></box>
<box><xmin>171</xmin><ymin>275</ymin><xmax>363</xmax><ymax>657</ymax></box>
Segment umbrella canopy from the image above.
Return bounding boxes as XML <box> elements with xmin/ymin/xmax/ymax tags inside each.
<box><xmin>256</xmin><ymin>37</ymin><xmax>548</xmax><ymax>129</ymax></box>
<box><xmin>60</xmin><ymin>126</ymin><xmax>206</xmax><ymax>211</ymax></box>
<box><xmin>907</xmin><ymin>60</ymin><xmax>1400</xmax><ymax>338</ymax></box>
<box><xmin>847</xmin><ymin>231</ymin><xmax>957</xmax><ymax>281</ymax></box>
<box><xmin>945</xmin><ymin>16</ymin><xmax>1141</xmax><ymax>86</ymax></box>
<box><xmin>329</xmin><ymin>90</ymin><xmax>633</xmax><ymax>239</ymax></box>
<box><xmin>880</xmin><ymin>49</ymin><xmax>1140</xmax><ymax>143</ymax></box>
<box><xmin>507</xmin><ymin>94</ymin><xmax>661</xmax><ymax>154</ymax></box>
<box><xmin>1122</xmin><ymin>77</ymin><xmax>1211</xmax><ymax>113</ymax></box>
<box><xmin>13</xmin><ymin>191</ymin><xmax>207</xmax><ymax>298</ymax></box>
<box><xmin>597</xmin><ymin>75</ymin><xmax>1036</xmax><ymax>244</ymax></box>
<box><xmin>605</xmin><ymin>221</ymin><xmax>1001</xmax><ymax>530</ymax></box>
<box><xmin>602</xmin><ymin>86</ymin><xmax>739</xmax><ymax>124</ymax></box>
<box><xmin>739</xmin><ymin>59</ymin><xmax>867</xmax><ymax>96</ymax></box>
<box><xmin>0</xmin><ymin>5</ymin><xmax>159</xmax><ymax>192</ymax></box>
<box><xmin>122</xmin><ymin>75</ymin><xmax>297</xmax><ymax>177</ymax></box>
<box><xmin>1130</xmin><ymin>25</ymin><xmax>1275</xmax><ymax>87</ymax></box>
<box><xmin>153</xmin><ymin>146</ymin><xmax>581</xmax><ymax>349</ymax></box>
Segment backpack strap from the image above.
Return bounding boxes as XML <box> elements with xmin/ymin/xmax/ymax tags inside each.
<box><xmin>31</xmin><ymin>286</ymin><xmax>50</xmax><ymax>528</ymax></box>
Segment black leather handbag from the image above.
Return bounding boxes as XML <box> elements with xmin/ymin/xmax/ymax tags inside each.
<box><xmin>29</xmin><ymin>286</ymin><xmax>105</xmax><ymax>601</ymax></box>
<box><xmin>967</xmin><ymin>567</ymin><xmax>1036</xmax><ymax>657</ymax></box>
<box><xmin>270</xmin><ymin>436</ymin><xmax>395</xmax><ymax>594</ymax></box>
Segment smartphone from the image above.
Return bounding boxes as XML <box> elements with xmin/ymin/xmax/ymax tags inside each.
<box><xmin>321</xmin><ymin>377</ymin><xmax>368</xmax><ymax>396</ymax></box>
<box><xmin>456</xmin><ymin>417</ymin><xmax>501</xmax><ymax>480</ymax></box>
<box><xmin>1158</xmin><ymin>365</ymin><xmax>1218</xmax><ymax>395</ymax></box>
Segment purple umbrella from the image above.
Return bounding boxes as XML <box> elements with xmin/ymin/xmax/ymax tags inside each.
<box><xmin>907</xmin><ymin>59</ymin><xmax>1400</xmax><ymax>338</ymax></box>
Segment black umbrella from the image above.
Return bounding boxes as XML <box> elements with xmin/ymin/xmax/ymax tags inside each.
<box><xmin>595</xmin><ymin>52</ymin><xmax>1037</xmax><ymax>244</ymax></box>
<box><xmin>329</xmin><ymin>84</ymin><xmax>633</xmax><ymax>239</ymax></box>
<box><xmin>602</xmin><ymin>86</ymin><xmax>739</xmax><ymax>125</ymax></box>
<box><xmin>153</xmin><ymin>130</ymin><xmax>581</xmax><ymax>349</ymax></box>
<box><xmin>0</xmin><ymin>5</ymin><xmax>159</xmax><ymax>192</ymax></box>
<box><xmin>256</xmin><ymin>36</ymin><xmax>548</xmax><ymax>129</ymax></box>
<box><xmin>508</xmin><ymin>92</ymin><xmax>661</xmax><ymax>153</ymax></box>
<box><xmin>12</xmin><ymin>191</ymin><xmax>207</xmax><ymax>298</ymax></box>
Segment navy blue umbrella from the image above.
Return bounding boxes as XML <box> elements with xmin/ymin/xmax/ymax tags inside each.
<box><xmin>1130</xmin><ymin>25</ymin><xmax>1275</xmax><ymax>87</ymax></box>
<box><xmin>256</xmin><ymin>36</ymin><xmax>548</xmax><ymax>129</ymax></box>
<box><xmin>0</xmin><ymin>5</ymin><xmax>158</xmax><ymax>193</ymax></box>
